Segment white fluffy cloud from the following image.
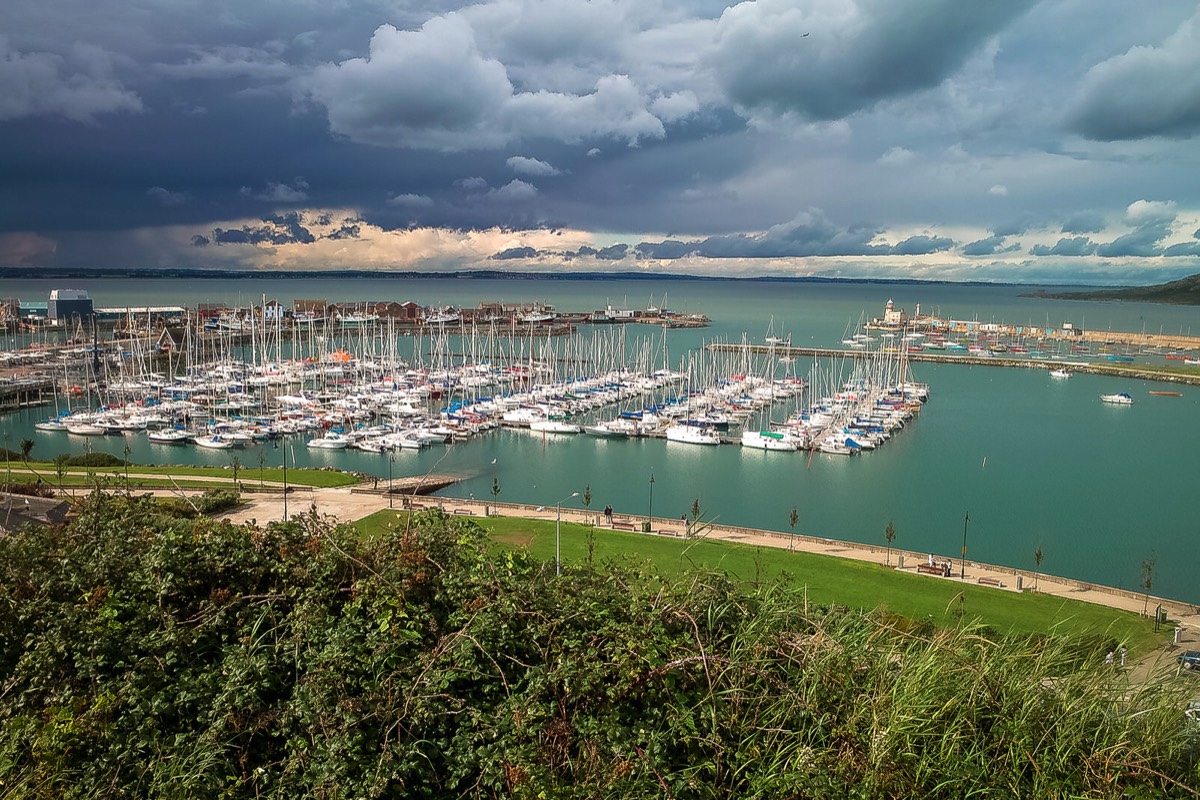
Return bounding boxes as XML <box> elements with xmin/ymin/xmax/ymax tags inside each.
<box><xmin>488</xmin><ymin>179</ymin><xmax>538</xmax><ymax>201</ymax></box>
<box><xmin>305</xmin><ymin>14</ymin><xmax>669</xmax><ymax>151</ymax></box>
<box><xmin>507</xmin><ymin>156</ymin><xmax>560</xmax><ymax>176</ymax></box>
<box><xmin>1124</xmin><ymin>199</ymin><xmax>1177</xmax><ymax>227</ymax></box>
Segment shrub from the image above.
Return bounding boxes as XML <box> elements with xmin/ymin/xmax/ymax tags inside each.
<box><xmin>64</xmin><ymin>452</ymin><xmax>123</xmax><ymax>467</ymax></box>
<box><xmin>4</xmin><ymin>481</ymin><xmax>57</xmax><ymax>498</ymax></box>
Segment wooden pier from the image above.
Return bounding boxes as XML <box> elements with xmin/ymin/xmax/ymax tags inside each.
<box><xmin>0</xmin><ymin>375</ymin><xmax>56</xmax><ymax>411</ymax></box>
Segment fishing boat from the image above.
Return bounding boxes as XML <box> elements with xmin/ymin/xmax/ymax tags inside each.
<box><xmin>1099</xmin><ymin>392</ymin><xmax>1134</xmax><ymax>405</ymax></box>
<box><xmin>1049</xmin><ymin>368</ymin><xmax>1072</xmax><ymax>379</ymax></box>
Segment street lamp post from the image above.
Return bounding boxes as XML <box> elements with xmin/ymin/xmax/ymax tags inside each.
<box><xmin>961</xmin><ymin>512</ymin><xmax>969</xmax><ymax>580</ymax></box>
<box><xmin>648</xmin><ymin>471</ymin><xmax>655</xmax><ymax>531</ymax></box>
<box><xmin>388</xmin><ymin>452</ymin><xmax>395</xmax><ymax>509</ymax></box>
<box><xmin>274</xmin><ymin>440</ymin><xmax>289</xmax><ymax>521</ymax></box>
<box><xmin>556</xmin><ymin>491</ymin><xmax>580</xmax><ymax>576</ymax></box>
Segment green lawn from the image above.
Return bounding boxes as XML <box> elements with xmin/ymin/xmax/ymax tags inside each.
<box><xmin>2</xmin><ymin>461</ymin><xmax>359</xmax><ymax>488</ymax></box>
<box><xmin>356</xmin><ymin>510</ymin><xmax>1161</xmax><ymax>650</ymax></box>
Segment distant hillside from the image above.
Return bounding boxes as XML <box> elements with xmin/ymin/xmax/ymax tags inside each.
<box><xmin>1031</xmin><ymin>272</ymin><xmax>1200</xmax><ymax>304</ymax></box>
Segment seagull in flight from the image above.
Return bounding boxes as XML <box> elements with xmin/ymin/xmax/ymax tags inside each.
<box><xmin>490</xmin><ymin>458</ymin><xmax>497</xmax><ymax>464</ymax></box>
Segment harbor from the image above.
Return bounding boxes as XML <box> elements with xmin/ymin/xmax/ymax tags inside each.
<box><xmin>1</xmin><ymin>276</ymin><xmax>1198</xmax><ymax>604</ymax></box>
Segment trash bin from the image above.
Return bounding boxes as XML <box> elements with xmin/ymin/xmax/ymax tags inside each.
<box><xmin>641</xmin><ymin>521</ymin><xmax>652</xmax><ymax>533</ymax></box>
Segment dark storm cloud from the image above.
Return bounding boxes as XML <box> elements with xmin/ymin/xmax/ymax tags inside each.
<box><xmin>490</xmin><ymin>246</ymin><xmax>538</xmax><ymax>260</ymax></box>
<box><xmin>990</xmin><ymin>215</ymin><xmax>1041</xmax><ymax>237</ymax></box>
<box><xmin>1095</xmin><ymin>223</ymin><xmax>1172</xmax><ymax>258</ymax></box>
<box><xmin>1163</xmin><ymin>240</ymin><xmax>1200</xmax><ymax>257</ymax></box>
<box><xmin>595</xmin><ymin>243</ymin><xmax>628</xmax><ymax>261</ymax></box>
<box><xmin>323</xmin><ymin>223</ymin><xmax>361</xmax><ymax>241</ymax></box>
<box><xmin>1068</xmin><ymin>8</ymin><xmax>1200</xmax><ymax>141</ymax></box>
<box><xmin>1061</xmin><ymin>211</ymin><xmax>1106</xmax><ymax>234</ymax></box>
<box><xmin>634</xmin><ymin>240</ymin><xmax>698</xmax><ymax>260</ymax></box>
<box><xmin>890</xmin><ymin>234</ymin><xmax>954</xmax><ymax>256</ymax></box>
<box><xmin>211</xmin><ymin>212</ymin><xmax>315</xmax><ymax>246</ymax></box>
<box><xmin>962</xmin><ymin>235</ymin><xmax>1008</xmax><ymax>256</ymax></box>
<box><xmin>1030</xmin><ymin>237</ymin><xmax>1098</xmax><ymax>257</ymax></box>
<box><xmin>0</xmin><ymin>38</ymin><xmax>142</xmax><ymax>122</ymax></box>
<box><xmin>2</xmin><ymin>1</ymin><xmax>1198</xmax><ymax>282</ymax></box>
<box><xmin>629</xmin><ymin>210</ymin><xmax>956</xmax><ymax>259</ymax></box>
<box><xmin>146</xmin><ymin>186</ymin><xmax>187</xmax><ymax>206</ymax></box>
<box><xmin>711</xmin><ymin>0</ymin><xmax>1038</xmax><ymax>120</ymax></box>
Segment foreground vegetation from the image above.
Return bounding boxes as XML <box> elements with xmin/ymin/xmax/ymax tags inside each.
<box><xmin>357</xmin><ymin>510</ymin><xmax>1163</xmax><ymax>650</ymax></box>
<box><xmin>2</xmin><ymin>497</ymin><xmax>1196</xmax><ymax>798</ymax></box>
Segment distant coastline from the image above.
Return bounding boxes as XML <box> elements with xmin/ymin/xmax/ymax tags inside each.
<box><xmin>1022</xmin><ymin>272</ymin><xmax>1200</xmax><ymax>305</ymax></box>
<box><xmin>0</xmin><ymin>266</ymin><xmax>1116</xmax><ymax>289</ymax></box>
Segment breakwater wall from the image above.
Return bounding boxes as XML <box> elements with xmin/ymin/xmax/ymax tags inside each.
<box><xmin>704</xmin><ymin>344</ymin><xmax>1200</xmax><ymax>386</ymax></box>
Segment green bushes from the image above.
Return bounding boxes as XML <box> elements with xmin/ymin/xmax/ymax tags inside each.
<box><xmin>156</xmin><ymin>487</ymin><xmax>241</xmax><ymax>518</ymax></box>
<box><xmin>0</xmin><ymin>496</ymin><xmax>1195</xmax><ymax>798</ymax></box>
<box><xmin>2</xmin><ymin>481</ymin><xmax>57</xmax><ymax>498</ymax></box>
<box><xmin>62</xmin><ymin>452</ymin><xmax>123</xmax><ymax>467</ymax></box>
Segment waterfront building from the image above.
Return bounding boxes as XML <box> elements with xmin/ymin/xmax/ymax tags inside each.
<box><xmin>47</xmin><ymin>289</ymin><xmax>94</xmax><ymax>323</ymax></box>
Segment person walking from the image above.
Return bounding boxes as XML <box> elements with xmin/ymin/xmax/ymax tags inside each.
<box><xmin>603</xmin><ymin>504</ymin><xmax>613</xmax><ymax>525</ymax></box>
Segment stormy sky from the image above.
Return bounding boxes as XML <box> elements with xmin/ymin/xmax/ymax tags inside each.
<box><xmin>2</xmin><ymin>0</ymin><xmax>1199</xmax><ymax>284</ymax></box>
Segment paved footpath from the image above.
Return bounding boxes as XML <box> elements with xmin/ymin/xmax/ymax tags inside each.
<box><xmin>204</xmin><ymin>483</ymin><xmax>1200</xmax><ymax>672</ymax></box>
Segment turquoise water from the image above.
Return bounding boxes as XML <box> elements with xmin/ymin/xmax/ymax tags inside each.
<box><xmin>3</xmin><ymin>276</ymin><xmax>1198</xmax><ymax>602</ymax></box>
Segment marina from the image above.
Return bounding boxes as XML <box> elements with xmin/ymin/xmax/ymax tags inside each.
<box><xmin>2</xmin><ymin>276</ymin><xmax>1199</xmax><ymax>604</ymax></box>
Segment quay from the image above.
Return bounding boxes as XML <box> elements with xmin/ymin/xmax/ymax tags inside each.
<box><xmin>0</xmin><ymin>375</ymin><xmax>56</xmax><ymax>411</ymax></box>
<box><xmin>705</xmin><ymin>343</ymin><xmax>1200</xmax><ymax>386</ymax></box>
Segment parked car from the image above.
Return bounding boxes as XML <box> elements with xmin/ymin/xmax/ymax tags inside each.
<box><xmin>1178</xmin><ymin>651</ymin><xmax>1200</xmax><ymax>671</ymax></box>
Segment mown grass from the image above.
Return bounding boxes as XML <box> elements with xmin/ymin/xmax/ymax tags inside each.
<box><xmin>356</xmin><ymin>510</ymin><xmax>1161</xmax><ymax>650</ymax></box>
<box><xmin>1</xmin><ymin>461</ymin><xmax>359</xmax><ymax>488</ymax></box>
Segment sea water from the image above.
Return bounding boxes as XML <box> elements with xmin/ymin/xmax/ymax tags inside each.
<box><xmin>2</xmin><ymin>276</ymin><xmax>1198</xmax><ymax>602</ymax></box>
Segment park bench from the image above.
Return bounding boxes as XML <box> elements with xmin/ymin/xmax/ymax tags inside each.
<box><xmin>917</xmin><ymin>563</ymin><xmax>949</xmax><ymax>577</ymax></box>
<box><xmin>612</xmin><ymin>521</ymin><xmax>637</xmax><ymax>531</ymax></box>
<box><xmin>976</xmin><ymin>576</ymin><xmax>1006</xmax><ymax>588</ymax></box>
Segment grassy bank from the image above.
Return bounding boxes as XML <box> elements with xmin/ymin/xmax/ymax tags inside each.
<box><xmin>0</xmin><ymin>461</ymin><xmax>360</xmax><ymax>489</ymax></box>
<box><xmin>356</xmin><ymin>510</ymin><xmax>1161</xmax><ymax>649</ymax></box>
